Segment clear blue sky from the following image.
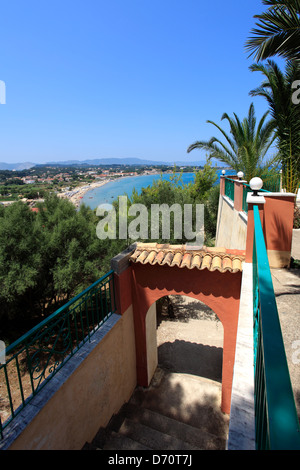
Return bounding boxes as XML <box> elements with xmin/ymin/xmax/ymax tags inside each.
<box><xmin>0</xmin><ymin>0</ymin><xmax>282</xmax><ymax>164</ymax></box>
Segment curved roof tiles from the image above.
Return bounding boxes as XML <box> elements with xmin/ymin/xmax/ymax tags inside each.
<box><xmin>130</xmin><ymin>243</ymin><xmax>244</xmax><ymax>273</ymax></box>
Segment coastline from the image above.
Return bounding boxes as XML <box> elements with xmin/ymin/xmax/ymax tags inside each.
<box><xmin>58</xmin><ymin>173</ymin><xmax>162</xmax><ymax>208</ymax></box>
<box><xmin>59</xmin><ymin>169</ymin><xmax>212</xmax><ymax>209</ymax></box>
<box><xmin>58</xmin><ymin>178</ymin><xmax>113</xmax><ymax>207</ymax></box>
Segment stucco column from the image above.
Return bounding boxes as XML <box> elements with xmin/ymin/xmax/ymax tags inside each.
<box><xmin>234</xmin><ymin>180</ymin><xmax>247</xmax><ymax>212</ymax></box>
<box><xmin>245</xmin><ymin>193</ymin><xmax>265</xmax><ymax>263</ymax></box>
<box><xmin>220</xmin><ymin>176</ymin><xmax>226</xmax><ymax>196</ymax></box>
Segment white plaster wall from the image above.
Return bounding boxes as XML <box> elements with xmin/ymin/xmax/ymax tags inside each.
<box><xmin>215</xmin><ymin>196</ymin><xmax>247</xmax><ymax>250</ymax></box>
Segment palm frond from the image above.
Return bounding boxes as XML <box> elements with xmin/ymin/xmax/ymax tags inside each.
<box><xmin>187</xmin><ymin>103</ymin><xmax>276</xmax><ymax>181</ymax></box>
<box><xmin>245</xmin><ymin>0</ymin><xmax>300</xmax><ymax>62</ymax></box>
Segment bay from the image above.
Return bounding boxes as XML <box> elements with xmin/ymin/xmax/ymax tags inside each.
<box><xmin>81</xmin><ymin>170</ymin><xmax>225</xmax><ymax>210</ymax></box>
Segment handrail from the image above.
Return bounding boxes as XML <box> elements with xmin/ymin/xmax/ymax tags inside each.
<box><xmin>5</xmin><ymin>270</ymin><xmax>115</xmax><ymax>355</ymax></box>
<box><xmin>0</xmin><ymin>270</ymin><xmax>116</xmax><ymax>439</ymax></box>
<box><xmin>252</xmin><ymin>205</ymin><xmax>300</xmax><ymax>449</ymax></box>
<box><xmin>224</xmin><ymin>178</ymin><xmax>235</xmax><ymax>201</ymax></box>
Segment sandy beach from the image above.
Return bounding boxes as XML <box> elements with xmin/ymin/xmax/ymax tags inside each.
<box><xmin>59</xmin><ymin>170</ymin><xmax>195</xmax><ymax>208</ymax></box>
<box><xmin>58</xmin><ymin>178</ymin><xmax>112</xmax><ymax>207</ymax></box>
<box><xmin>59</xmin><ymin>173</ymin><xmax>159</xmax><ymax>207</ymax></box>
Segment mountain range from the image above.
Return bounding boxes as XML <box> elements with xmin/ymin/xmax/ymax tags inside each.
<box><xmin>0</xmin><ymin>157</ymin><xmax>227</xmax><ymax>170</ymax></box>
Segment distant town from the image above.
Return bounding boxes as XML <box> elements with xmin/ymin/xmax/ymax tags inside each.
<box><xmin>0</xmin><ymin>162</ymin><xmax>229</xmax><ymax>207</ymax></box>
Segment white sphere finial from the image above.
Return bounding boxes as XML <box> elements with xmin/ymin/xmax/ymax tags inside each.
<box><xmin>249</xmin><ymin>177</ymin><xmax>263</xmax><ymax>196</ymax></box>
<box><xmin>237</xmin><ymin>171</ymin><xmax>244</xmax><ymax>180</ymax></box>
<box><xmin>222</xmin><ymin>169</ymin><xmax>226</xmax><ymax>175</ymax></box>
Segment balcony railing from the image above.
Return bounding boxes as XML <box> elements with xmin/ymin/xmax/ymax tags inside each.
<box><xmin>0</xmin><ymin>270</ymin><xmax>116</xmax><ymax>439</ymax></box>
<box><xmin>252</xmin><ymin>205</ymin><xmax>300</xmax><ymax>450</ymax></box>
<box><xmin>224</xmin><ymin>178</ymin><xmax>235</xmax><ymax>201</ymax></box>
<box><xmin>223</xmin><ymin>174</ymin><xmax>281</xmax><ymax>214</ymax></box>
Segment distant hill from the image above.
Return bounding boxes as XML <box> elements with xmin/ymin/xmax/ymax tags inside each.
<box><xmin>43</xmin><ymin>157</ymin><xmax>227</xmax><ymax>167</ymax></box>
<box><xmin>0</xmin><ymin>162</ymin><xmax>36</xmax><ymax>171</ymax></box>
<box><xmin>0</xmin><ymin>157</ymin><xmax>228</xmax><ymax>170</ymax></box>
<box><xmin>44</xmin><ymin>157</ymin><xmax>168</xmax><ymax>166</ymax></box>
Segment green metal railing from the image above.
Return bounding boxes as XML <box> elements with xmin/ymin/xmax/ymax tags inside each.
<box><xmin>224</xmin><ymin>178</ymin><xmax>235</xmax><ymax>201</ymax></box>
<box><xmin>242</xmin><ymin>184</ymin><xmax>252</xmax><ymax>213</ymax></box>
<box><xmin>0</xmin><ymin>270</ymin><xmax>116</xmax><ymax>439</ymax></box>
<box><xmin>252</xmin><ymin>205</ymin><xmax>300</xmax><ymax>450</ymax></box>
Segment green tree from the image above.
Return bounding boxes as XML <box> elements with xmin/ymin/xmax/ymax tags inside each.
<box><xmin>0</xmin><ymin>194</ymin><xmax>107</xmax><ymax>329</ymax></box>
<box><xmin>189</xmin><ymin>160</ymin><xmax>218</xmax><ymax>202</ymax></box>
<box><xmin>250</xmin><ymin>60</ymin><xmax>300</xmax><ymax>192</ymax></box>
<box><xmin>35</xmin><ymin>195</ymin><xmax>104</xmax><ymax>310</ymax></box>
<box><xmin>0</xmin><ymin>202</ymin><xmax>42</xmax><ymax>323</ymax></box>
<box><xmin>187</xmin><ymin>103</ymin><xmax>278</xmax><ymax>181</ymax></box>
<box><xmin>245</xmin><ymin>0</ymin><xmax>300</xmax><ymax>64</ymax></box>
<box><xmin>106</xmin><ymin>166</ymin><xmax>219</xmax><ymax>247</ymax></box>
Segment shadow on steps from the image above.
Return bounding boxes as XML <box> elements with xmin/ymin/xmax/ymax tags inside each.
<box><xmin>83</xmin><ymin>368</ymin><xmax>229</xmax><ymax>451</ymax></box>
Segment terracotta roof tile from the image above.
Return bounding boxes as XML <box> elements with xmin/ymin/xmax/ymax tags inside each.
<box><xmin>129</xmin><ymin>243</ymin><xmax>244</xmax><ymax>273</ymax></box>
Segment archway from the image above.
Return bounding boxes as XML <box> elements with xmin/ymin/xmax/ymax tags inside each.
<box><xmin>141</xmin><ymin>294</ymin><xmax>228</xmax><ymax>439</ymax></box>
<box><xmin>155</xmin><ymin>295</ymin><xmax>223</xmax><ymax>383</ymax></box>
<box><xmin>130</xmin><ymin>261</ymin><xmax>242</xmax><ymax>414</ymax></box>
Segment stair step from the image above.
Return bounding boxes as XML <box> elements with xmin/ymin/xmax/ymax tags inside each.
<box><xmin>102</xmin><ymin>431</ymin><xmax>151</xmax><ymax>450</ymax></box>
<box><xmin>123</xmin><ymin>403</ymin><xmax>226</xmax><ymax>450</ymax></box>
<box><xmin>129</xmin><ymin>372</ymin><xmax>229</xmax><ymax>438</ymax></box>
<box><xmin>118</xmin><ymin>418</ymin><xmax>201</xmax><ymax>450</ymax></box>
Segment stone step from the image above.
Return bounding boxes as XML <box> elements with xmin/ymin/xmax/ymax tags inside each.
<box><xmin>128</xmin><ymin>371</ymin><xmax>229</xmax><ymax>439</ymax></box>
<box><xmin>117</xmin><ymin>417</ymin><xmax>201</xmax><ymax>450</ymax></box>
<box><xmin>102</xmin><ymin>431</ymin><xmax>151</xmax><ymax>450</ymax></box>
<box><xmin>123</xmin><ymin>402</ymin><xmax>226</xmax><ymax>450</ymax></box>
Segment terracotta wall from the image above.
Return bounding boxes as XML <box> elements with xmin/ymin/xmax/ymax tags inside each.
<box><xmin>130</xmin><ymin>262</ymin><xmax>242</xmax><ymax>414</ymax></box>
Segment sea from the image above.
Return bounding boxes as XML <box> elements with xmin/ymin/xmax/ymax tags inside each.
<box><xmin>80</xmin><ymin>170</ymin><xmax>226</xmax><ymax>210</ymax></box>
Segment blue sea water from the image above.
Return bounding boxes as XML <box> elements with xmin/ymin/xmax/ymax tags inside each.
<box><xmin>81</xmin><ymin>170</ymin><xmax>224</xmax><ymax>210</ymax></box>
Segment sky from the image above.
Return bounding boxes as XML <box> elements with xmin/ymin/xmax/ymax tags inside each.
<box><xmin>0</xmin><ymin>0</ymin><xmax>284</xmax><ymax>164</ymax></box>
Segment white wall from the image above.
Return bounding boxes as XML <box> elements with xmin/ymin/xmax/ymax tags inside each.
<box><xmin>215</xmin><ymin>196</ymin><xmax>247</xmax><ymax>250</ymax></box>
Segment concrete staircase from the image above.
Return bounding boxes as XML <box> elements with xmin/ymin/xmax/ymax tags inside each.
<box><xmin>83</xmin><ymin>369</ymin><xmax>229</xmax><ymax>451</ymax></box>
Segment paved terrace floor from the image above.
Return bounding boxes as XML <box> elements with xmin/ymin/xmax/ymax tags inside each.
<box><xmin>272</xmin><ymin>229</ymin><xmax>300</xmax><ymax>422</ymax></box>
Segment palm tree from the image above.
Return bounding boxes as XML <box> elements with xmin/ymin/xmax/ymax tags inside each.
<box><xmin>245</xmin><ymin>0</ymin><xmax>300</xmax><ymax>64</ymax></box>
<box><xmin>249</xmin><ymin>59</ymin><xmax>300</xmax><ymax>192</ymax></box>
<box><xmin>187</xmin><ymin>103</ymin><xmax>278</xmax><ymax>181</ymax></box>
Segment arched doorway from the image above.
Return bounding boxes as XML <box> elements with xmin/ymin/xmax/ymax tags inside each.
<box><xmin>156</xmin><ymin>295</ymin><xmax>223</xmax><ymax>383</ymax></box>
<box><xmin>130</xmin><ymin>260</ymin><xmax>242</xmax><ymax>414</ymax></box>
<box><xmin>140</xmin><ymin>295</ymin><xmax>229</xmax><ymax>440</ymax></box>
<box><xmin>112</xmin><ymin>243</ymin><xmax>244</xmax><ymax>414</ymax></box>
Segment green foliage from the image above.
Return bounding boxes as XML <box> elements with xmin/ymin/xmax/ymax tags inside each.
<box><xmin>0</xmin><ymin>167</ymin><xmax>221</xmax><ymax>335</ymax></box>
<box><xmin>0</xmin><ymin>202</ymin><xmax>42</xmax><ymax>321</ymax></box>
<box><xmin>245</xmin><ymin>0</ymin><xmax>300</xmax><ymax>64</ymax></box>
<box><xmin>189</xmin><ymin>161</ymin><xmax>218</xmax><ymax>201</ymax></box>
<box><xmin>250</xmin><ymin>60</ymin><xmax>300</xmax><ymax>193</ymax></box>
<box><xmin>108</xmin><ymin>164</ymin><xmax>219</xmax><ymax>247</ymax></box>
<box><xmin>187</xmin><ymin>103</ymin><xmax>278</xmax><ymax>181</ymax></box>
<box><xmin>0</xmin><ymin>195</ymin><xmax>104</xmax><ymax>325</ymax></box>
